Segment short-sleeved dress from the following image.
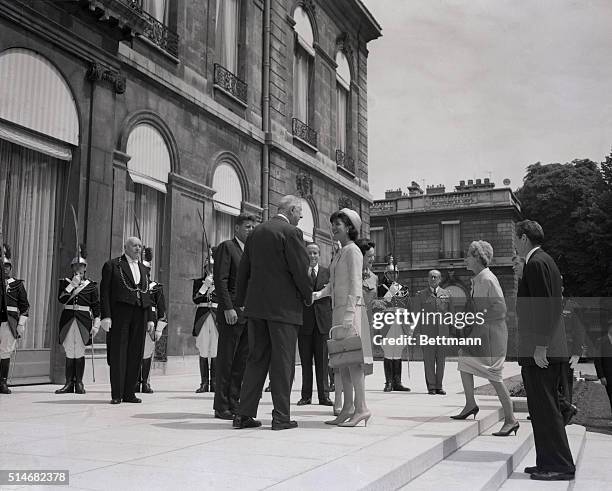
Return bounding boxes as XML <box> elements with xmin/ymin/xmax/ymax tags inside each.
<box><xmin>458</xmin><ymin>267</ymin><xmax>508</xmax><ymax>382</ymax></box>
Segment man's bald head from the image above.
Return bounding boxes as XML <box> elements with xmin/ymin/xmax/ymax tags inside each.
<box><xmin>428</xmin><ymin>269</ymin><xmax>441</xmax><ymax>289</ymax></box>
<box><xmin>124</xmin><ymin>237</ymin><xmax>143</xmax><ymax>260</ymax></box>
<box><xmin>277</xmin><ymin>195</ymin><xmax>303</xmax><ymax>226</ymax></box>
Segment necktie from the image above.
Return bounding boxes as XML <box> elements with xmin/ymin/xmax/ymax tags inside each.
<box><xmin>310</xmin><ymin>267</ymin><xmax>317</xmax><ymax>286</ymax></box>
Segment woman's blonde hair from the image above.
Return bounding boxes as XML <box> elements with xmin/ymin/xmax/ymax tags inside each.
<box><xmin>468</xmin><ymin>240</ymin><xmax>494</xmax><ymax>267</ymax></box>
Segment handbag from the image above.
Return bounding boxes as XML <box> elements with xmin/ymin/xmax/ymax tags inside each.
<box><xmin>327</xmin><ymin>325</ymin><xmax>364</xmax><ymax>368</ymax></box>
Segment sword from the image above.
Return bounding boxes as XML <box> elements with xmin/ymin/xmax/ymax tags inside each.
<box><xmin>197</xmin><ymin>209</ymin><xmax>211</xmax><ymax>277</ymax></box>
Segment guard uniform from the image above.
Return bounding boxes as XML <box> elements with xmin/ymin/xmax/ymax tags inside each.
<box><xmin>193</xmin><ymin>268</ymin><xmax>218</xmax><ymax>393</ymax></box>
<box><xmin>0</xmin><ymin>245</ymin><xmax>30</xmax><ymax>394</ymax></box>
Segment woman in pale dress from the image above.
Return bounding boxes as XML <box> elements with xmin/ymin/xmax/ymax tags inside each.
<box><xmin>452</xmin><ymin>240</ymin><xmax>519</xmax><ymax>436</ymax></box>
<box><xmin>314</xmin><ymin>209</ymin><xmax>372</xmax><ymax>427</ymax></box>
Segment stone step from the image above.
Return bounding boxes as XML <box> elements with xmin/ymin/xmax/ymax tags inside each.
<box><xmin>400</xmin><ymin>413</ymin><xmax>533</xmax><ymax>490</ymax></box>
<box><xmin>499</xmin><ymin>424</ymin><xmax>586</xmax><ymax>491</ymax></box>
<box><xmin>267</xmin><ymin>406</ymin><xmax>504</xmax><ymax>491</ymax></box>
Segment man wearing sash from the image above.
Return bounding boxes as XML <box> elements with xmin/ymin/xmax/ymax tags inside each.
<box><xmin>135</xmin><ymin>247</ymin><xmax>167</xmax><ymax>394</ymax></box>
<box><xmin>56</xmin><ymin>245</ymin><xmax>100</xmax><ymax>394</ymax></box>
<box><xmin>0</xmin><ymin>245</ymin><xmax>29</xmax><ymax>395</ymax></box>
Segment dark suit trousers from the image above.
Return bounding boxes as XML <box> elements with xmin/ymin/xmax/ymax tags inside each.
<box><xmin>239</xmin><ymin>318</ymin><xmax>299</xmax><ymax>422</ymax></box>
<box><xmin>423</xmin><ymin>339</ymin><xmax>446</xmax><ymax>390</ymax></box>
<box><xmin>558</xmin><ymin>362</ymin><xmax>574</xmax><ymax>414</ymax></box>
<box><xmin>214</xmin><ymin>315</ymin><xmax>248</xmax><ymax>413</ymax></box>
<box><xmin>298</xmin><ymin>328</ymin><xmax>329</xmax><ymax>400</ymax></box>
<box><xmin>109</xmin><ymin>303</ymin><xmax>146</xmax><ymax>400</ymax></box>
<box><xmin>522</xmin><ymin>364</ymin><xmax>575</xmax><ymax>473</ymax></box>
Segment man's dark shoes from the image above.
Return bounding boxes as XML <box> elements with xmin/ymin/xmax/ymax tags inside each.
<box><xmin>215</xmin><ymin>409</ymin><xmax>234</xmax><ymax>420</ymax></box>
<box><xmin>297</xmin><ymin>398</ymin><xmax>311</xmax><ymax>406</ymax></box>
<box><xmin>428</xmin><ymin>389</ymin><xmax>436</xmax><ymax>395</ymax></box>
<box><xmin>110</xmin><ymin>398</ymin><xmax>121</xmax><ymax>404</ymax></box>
<box><xmin>524</xmin><ymin>466</ymin><xmax>538</xmax><ymax>475</ymax></box>
<box><xmin>141</xmin><ymin>383</ymin><xmax>154</xmax><ymax>394</ymax></box>
<box><xmin>233</xmin><ymin>415</ymin><xmax>262</xmax><ymax>429</ymax></box>
<box><xmin>271</xmin><ymin>420</ymin><xmax>298</xmax><ymax>430</ymax></box>
<box><xmin>436</xmin><ymin>389</ymin><xmax>446</xmax><ymax>395</ymax></box>
<box><xmin>123</xmin><ymin>396</ymin><xmax>142</xmax><ymax>403</ymax></box>
<box><xmin>530</xmin><ymin>471</ymin><xmax>574</xmax><ymax>481</ymax></box>
<box><xmin>319</xmin><ymin>397</ymin><xmax>333</xmax><ymax>406</ymax></box>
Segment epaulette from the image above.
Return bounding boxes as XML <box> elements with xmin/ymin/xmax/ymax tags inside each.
<box><xmin>8</xmin><ymin>279</ymin><xmax>24</xmax><ymax>288</ymax></box>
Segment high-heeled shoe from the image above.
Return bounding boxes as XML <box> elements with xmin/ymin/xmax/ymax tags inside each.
<box><xmin>338</xmin><ymin>411</ymin><xmax>372</xmax><ymax>427</ymax></box>
<box><xmin>450</xmin><ymin>406</ymin><xmax>480</xmax><ymax>420</ymax></box>
<box><xmin>492</xmin><ymin>421</ymin><xmax>520</xmax><ymax>436</ymax></box>
<box><xmin>325</xmin><ymin>412</ymin><xmax>353</xmax><ymax>425</ymax></box>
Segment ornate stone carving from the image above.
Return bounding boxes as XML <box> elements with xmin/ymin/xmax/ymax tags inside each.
<box><xmin>338</xmin><ymin>195</ymin><xmax>353</xmax><ymax>210</ymax></box>
<box><xmin>86</xmin><ymin>62</ymin><xmax>127</xmax><ymax>94</ymax></box>
<box><xmin>337</xmin><ymin>32</ymin><xmax>354</xmax><ymax>59</ymax></box>
<box><xmin>296</xmin><ymin>172</ymin><xmax>313</xmax><ymax>199</ymax></box>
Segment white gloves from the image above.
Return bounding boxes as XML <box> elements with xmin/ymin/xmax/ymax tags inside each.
<box><xmin>154</xmin><ymin>320</ymin><xmax>167</xmax><ymax>341</ymax></box>
<box><xmin>569</xmin><ymin>355</ymin><xmax>580</xmax><ymax>370</ymax></box>
<box><xmin>69</xmin><ymin>274</ymin><xmax>81</xmax><ymax>289</ymax></box>
<box><xmin>100</xmin><ymin>318</ymin><xmax>112</xmax><ymax>332</ymax></box>
<box><xmin>91</xmin><ymin>317</ymin><xmax>101</xmax><ymax>338</ymax></box>
<box><xmin>198</xmin><ymin>274</ymin><xmax>214</xmax><ymax>295</ymax></box>
<box><xmin>17</xmin><ymin>317</ymin><xmax>27</xmax><ymax>337</ymax></box>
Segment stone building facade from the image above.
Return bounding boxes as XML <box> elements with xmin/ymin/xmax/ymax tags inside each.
<box><xmin>0</xmin><ymin>0</ymin><xmax>381</xmax><ymax>382</ymax></box>
<box><xmin>370</xmin><ymin>179</ymin><xmax>523</xmax><ymax>358</ymax></box>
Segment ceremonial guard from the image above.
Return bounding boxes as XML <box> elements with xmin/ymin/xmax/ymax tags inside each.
<box><xmin>0</xmin><ymin>245</ymin><xmax>30</xmax><ymax>394</ymax></box>
<box><xmin>56</xmin><ymin>245</ymin><xmax>101</xmax><ymax>394</ymax></box>
<box><xmin>136</xmin><ymin>247</ymin><xmax>167</xmax><ymax>394</ymax></box>
<box><xmin>376</xmin><ymin>258</ymin><xmax>412</xmax><ymax>392</ymax></box>
<box><xmin>192</xmin><ymin>250</ymin><xmax>218</xmax><ymax>393</ymax></box>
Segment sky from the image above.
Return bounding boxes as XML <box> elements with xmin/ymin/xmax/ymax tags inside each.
<box><xmin>361</xmin><ymin>0</ymin><xmax>612</xmax><ymax>199</ymax></box>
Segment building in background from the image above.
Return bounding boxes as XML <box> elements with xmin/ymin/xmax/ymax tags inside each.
<box><xmin>370</xmin><ymin>178</ymin><xmax>523</xmax><ymax>358</ymax></box>
<box><xmin>0</xmin><ymin>0</ymin><xmax>381</xmax><ymax>382</ymax></box>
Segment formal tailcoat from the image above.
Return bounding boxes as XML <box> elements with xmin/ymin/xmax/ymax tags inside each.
<box><xmin>4</xmin><ymin>278</ymin><xmax>29</xmax><ymax>338</ymax></box>
<box><xmin>192</xmin><ymin>275</ymin><xmax>217</xmax><ymax>337</ymax></box>
<box><xmin>58</xmin><ymin>278</ymin><xmax>101</xmax><ymax>345</ymax></box>
<box><xmin>148</xmin><ymin>281</ymin><xmax>166</xmax><ymax>340</ymax></box>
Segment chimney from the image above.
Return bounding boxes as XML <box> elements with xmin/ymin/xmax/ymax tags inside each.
<box><xmin>385</xmin><ymin>189</ymin><xmax>403</xmax><ymax>199</ymax></box>
<box><xmin>476</xmin><ymin>178</ymin><xmax>482</xmax><ymax>185</ymax></box>
<box><xmin>426</xmin><ymin>184</ymin><xmax>446</xmax><ymax>195</ymax></box>
<box><xmin>468</xmin><ymin>179</ymin><xmax>474</xmax><ymax>186</ymax></box>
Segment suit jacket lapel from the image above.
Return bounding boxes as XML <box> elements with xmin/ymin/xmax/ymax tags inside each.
<box><xmin>120</xmin><ymin>255</ymin><xmax>136</xmax><ymax>287</ymax></box>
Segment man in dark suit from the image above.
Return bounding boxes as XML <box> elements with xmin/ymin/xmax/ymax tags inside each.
<box><xmin>515</xmin><ymin>220</ymin><xmax>575</xmax><ymax>481</ymax></box>
<box><xmin>213</xmin><ymin>213</ymin><xmax>256</xmax><ymax>420</ymax></box>
<box><xmin>100</xmin><ymin>237</ymin><xmax>154</xmax><ymax>405</ymax></box>
<box><xmin>297</xmin><ymin>242</ymin><xmax>333</xmax><ymax>406</ymax></box>
<box><xmin>412</xmin><ymin>270</ymin><xmax>452</xmax><ymax>395</ymax></box>
<box><xmin>233</xmin><ymin>195</ymin><xmax>312</xmax><ymax>430</ymax></box>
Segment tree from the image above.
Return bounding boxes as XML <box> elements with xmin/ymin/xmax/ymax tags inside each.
<box><xmin>516</xmin><ymin>159</ymin><xmax>607</xmax><ymax>296</ymax></box>
<box><xmin>589</xmin><ymin>151</ymin><xmax>612</xmax><ymax>296</ymax></box>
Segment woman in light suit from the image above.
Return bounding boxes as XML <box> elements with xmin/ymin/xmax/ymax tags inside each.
<box><xmin>313</xmin><ymin>208</ymin><xmax>372</xmax><ymax>427</ymax></box>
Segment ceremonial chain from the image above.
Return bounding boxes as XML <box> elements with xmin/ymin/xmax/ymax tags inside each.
<box><xmin>119</xmin><ymin>266</ymin><xmax>149</xmax><ymax>296</ymax></box>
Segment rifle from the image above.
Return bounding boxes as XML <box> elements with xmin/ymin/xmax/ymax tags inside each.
<box><xmin>71</xmin><ymin>205</ymin><xmax>95</xmax><ymax>382</ymax></box>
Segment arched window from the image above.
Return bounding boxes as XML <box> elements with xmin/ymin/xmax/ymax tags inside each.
<box><xmin>0</xmin><ymin>48</ymin><xmax>78</xmax><ymax>353</ymax></box>
<box><xmin>216</xmin><ymin>0</ymin><xmax>240</xmax><ymax>74</ymax></box>
<box><xmin>336</xmin><ymin>51</ymin><xmax>351</xmax><ymax>153</ymax></box>
<box><xmin>123</xmin><ymin>123</ymin><xmax>171</xmax><ymax>277</ymax></box>
<box><xmin>212</xmin><ymin>162</ymin><xmax>243</xmax><ymax>245</ymax></box>
<box><xmin>293</xmin><ymin>6</ymin><xmax>315</xmax><ymax>125</ymax></box>
<box><xmin>297</xmin><ymin>198</ymin><xmax>315</xmax><ymax>242</ymax></box>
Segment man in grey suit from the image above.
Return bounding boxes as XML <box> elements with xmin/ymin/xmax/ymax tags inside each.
<box><xmin>234</xmin><ymin>196</ymin><xmax>313</xmax><ymax>430</ymax></box>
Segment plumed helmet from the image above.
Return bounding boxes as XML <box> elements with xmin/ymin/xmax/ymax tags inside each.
<box><xmin>142</xmin><ymin>247</ymin><xmax>153</xmax><ymax>269</ymax></box>
<box><xmin>2</xmin><ymin>244</ymin><xmax>11</xmax><ymax>266</ymax></box>
<box><xmin>71</xmin><ymin>243</ymin><xmax>87</xmax><ymax>266</ymax></box>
